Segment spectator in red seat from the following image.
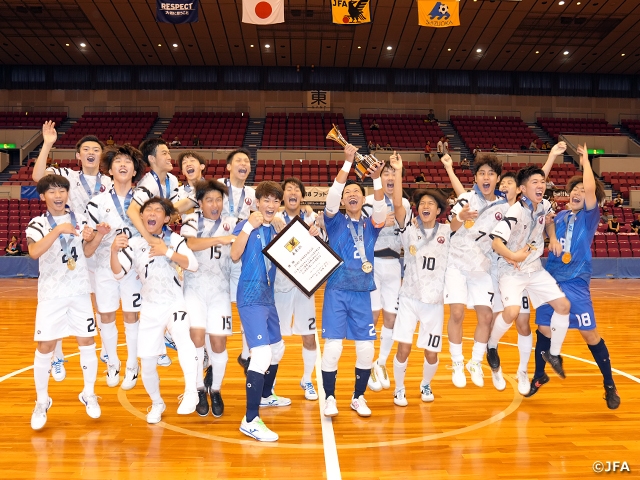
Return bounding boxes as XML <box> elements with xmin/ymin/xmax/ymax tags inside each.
<box><xmin>631</xmin><ymin>214</ymin><xmax>640</xmax><ymax>234</ymax></box>
<box><xmin>607</xmin><ymin>215</ymin><xmax>620</xmax><ymax>234</ymax></box>
<box><xmin>613</xmin><ymin>193</ymin><xmax>624</xmax><ymax>207</ymax></box>
<box><xmin>368</xmin><ymin>140</ymin><xmax>375</xmax><ymax>151</ymax></box>
<box><xmin>5</xmin><ymin>235</ymin><xmax>21</xmax><ymax>256</ymax></box>
<box><xmin>106</xmin><ymin>135</ymin><xmax>115</xmax><ymax>146</ymax></box>
<box><xmin>192</xmin><ymin>134</ymin><xmax>201</xmax><ymax>147</ymax></box>
<box><xmin>427</xmin><ymin>109</ymin><xmax>437</xmax><ymax>123</ymax></box>
<box><xmin>491</xmin><ymin>143</ymin><xmax>499</xmax><ymax>153</ymax></box>
<box><xmin>600</xmin><ymin>207</ymin><xmax>611</xmax><ymax>224</ymax></box>
<box><xmin>460</xmin><ymin>157</ymin><xmax>470</xmax><ymax>171</ymax></box>
<box><xmin>472</xmin><ymin>144</ymin><xmax>481</xmax><ymax>160</ymax></box>
<box><xmin>529</xmin><ymin>140</ymin><xmax>539</xmax><ymax>151</ymax></box>
<box><xmin>171</xmin><ymin>136</ymin><xmax>182</xmax><ymax>147</ymax></box>
<box><xmin>370</xmin><ymin>120</ymin><xmax>379</xmax><ymax>131</ymax></box>
<box><xmin>437</xmin><ymin>136</ymin><xmax>444</xmax><ymax>159</ymax></box>
<box><xmin>415</xmin><ymin>172</ymin><xmax>426</xmax><ymax>183</ymax></box>
<box><xmin>424</xmin><ymin>140</ymin><xmax>433</xmax><ymax>161</ymax></box>
<box><xmin>385</xmin><ymin>143</ymin><xmax>392</xmax><ymax>151</ymax></box>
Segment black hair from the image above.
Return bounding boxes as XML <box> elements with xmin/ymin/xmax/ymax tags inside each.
<box><xmin>140</xmin><ymin>197</ymin><xmax>176</xmax><ymax>219</ymax></box>
<box><xmin>474</xmin><ymin>154</ymin><xmax>502</xmax><ymax>177</ymax></box>
<box><xmin>282</xmin><ymin>177</ymin><xmax>306</xmax><ymax>198</ymax></box>
<box><xmin>37</xmin><ymin>174</ymin><xmax>70</xmax><ymax>194</ymax></box>
<box><xmin>138</xmin><ymin>138</ymin><xmax>168</xmax><ymax>166</ymax></box>
<box><xmin>516</xmin><ymin>165</ymin><xmax>545</xmax><ymax>187</ymax></box>
<box><xmin>500</xmin><ymin>171</ymin><xmax>517</xmax><ymax>184</ymax></box>
<box><xmin>343</xmin><ymin>179</ymin><xmax>365</xmax><ymax>196</ymax></box>
<box><xmin>381</xmin><ymin>160</ymin><xmax>405</xmax><ymax>178</ymax></box>
<box><xmin>100</xmin><ymin>144</ymin><xmax>145</xmax><ymax>183</ymax></box>
<box><xmin>178</xmin><ymin>151</ymin><xmax>206</xmax><ymax>170</ymax></box>
<box><xmin>566</xmin><ymin>175</ymin><xmax>606</xmax><ymax>204</ymax></box>
<box><xmin>255</xmin><ymin>181</ymin><xmax>284</xmax><ymax>200</ymax></box>
<box><xmin>226</xmin><ymin>148</ymin><xmax>252</xmax><ymax>165</ymax></box>
<box><xmin>76</xmin><ymin>135</ymin><xmax>105</xmax><ymax>152</ymax></box>
<box><xmin>195</xmin><ymin>178</ymin><xmax>228</xmax><ymax>202</ymax></box>
<box><xmin>413</xmin><ymin>189</ymin><xmax>448</xmax><ymax>214</ymax></box>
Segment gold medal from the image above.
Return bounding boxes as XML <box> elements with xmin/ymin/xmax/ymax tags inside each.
<box><xmin>409</xmin><ymin>245</ymin><xmax>417</xmax><ymax>256</ymax></box>
<box><xmin>562</xmin><ymin>252</ymin><xmax>572</xmax><ymax>264</ymax></box>
<box><xmin>464</xmin><ymin>219</ymin><xmax>475</xmax><ymax>229</ymax></box>
<box><xmin>67</xmin><ymin>258</ymin><xmax>76</xmax><ymax>271</ymax></box>
<box><xmin>174</xmin><ymin>264</ymin><xmax>184</xmax><ymax>282</ymax></box>
<box><xmin>362</xmin><ymin>261</ymin><xmax>373</xmax><ymax>273</ymax></box>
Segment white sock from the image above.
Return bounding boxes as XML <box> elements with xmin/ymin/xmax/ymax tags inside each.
<box><xmin>549</xmin><ymin>312</ymin><xmax>570</xmax><ymax>355</ymax></box>
<box><xmin>449</xmin><ymin>342</ymin><xmax>464</xmax><ymax>363</ymax></box>
<box><xmin>124</xmin><ymin>322</ymin><xmax>139</xmax><ymax>369</ymax></box>
<box><xmin>79</xmin><ymin>344</ymin><xmax>98</xmax><ymax>397</ymax></box>
<box><xmin>195</xmin><ymin>346</ymin><xmax>205</xmax><ymax>390</ymax></box>
<box><xmin>301</xmin><ymin>347</ymin><xmax>317</xmax><ymax>383</ymax></box>
<box><xmin>488</xmin><ymin>314</ymin><xmax>512</xmax><ymax>349</ymax></box>
<box><xmin>241</xmin><ymin>331</ymin><xmax>250</xmax><ymax>360</ymax></box>
<box><xmin>54</xmin><ymin>339</ymin><xmax>64</xmax><ymax>360</ymax></box>
<box><xmin>393</xmin><ymin>355</ymin><xmax>407</xmax><ymax>391</ymax></box>
<box><xmin>204</xmin><ymin>335</ymin><xmax>215</xmax><ymax>364</ymax></box>
<box><xmin>95</xmin><ymin>312</ymin><xmax>102</xmax><ymax>329</ymax></box>
<box><xmin>100</xmin><ymin>321</ymin><xmax>120</xmax><ymax>366</ymax></box>
<box><xmin>171</xmin><ymin>326</ymin><xmax>198</xmax><ymax>393</ymax></box>
<box><xmin>141</xmin><ymin>357</ymin><xmax>162</xmax><ymax>403</ymax></box>
<box><xmin>34</xmin><ymin>350</ymin><xmax>53</xmax><ymax>404</ymax></box>
<box><xmin>518</xmin><ymin>333</ymin><xmax>533</xmax><ymax>374</ymax></box>
<box><xmin>422</xmin><ymin>358</ymin><xmax>439</xmax><ymax>386</ymax></box>
<box><xmin>378</xmin><ymin>326</ymin><xmax>394</xmax><ymax>366</ymax></box>
<box><xmin>471</xmin><ymin>341</ymin><xmax>487</xmax><ymax>363</ymax></box>
<box><xmin>210</xmin><ymin>350</ymin><xmax>228</xmax><ymax>391</ymax></box>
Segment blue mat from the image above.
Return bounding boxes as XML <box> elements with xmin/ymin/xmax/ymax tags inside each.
<box><xmin>0</xmin><ymin>256</ymin><xmax>39</xmax><ymax>278</ymax></box>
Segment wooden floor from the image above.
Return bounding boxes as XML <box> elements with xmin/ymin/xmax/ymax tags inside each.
<box><xmin>0</xmin><ymin>278</ymin><xmax>639</xmax><ymax>479</ymax></box>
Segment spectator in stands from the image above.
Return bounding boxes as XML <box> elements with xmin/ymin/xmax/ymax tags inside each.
<box><xmin>443</xmin><ymin>137</ymin><xmax>449</xmax><ymax>156</ymax></box>
<box><xmin>171</xmin><ymin>136</ymin><xmax>182</xmax><ymax>147</ymax></box>
<box><xmin>447</xmin><ymin>191</ymin><xmax>456</xmax><ymax>207</ymax></box>
<box><xmin>192</xmin><ymin>134</ymin><xmax>201</xmax><ymax>146</ymax></box>
<box><xmin>424</xmin><ymin>140</ymin><xmax>433</xmax><ymax>161</ymax></box>
<box><xmin>375</xmin><ymin>143</ymin><xmax>382</xmax><ymax>150</ymax></box>
<box><xmin>472</xmin><ymin>144</ymin><xmax>481</xmax><ymax>160</ymax></box>
<box><xmin>437</xmin><ymin>136</ymin><xmax>444</xmax><ymax>159</ymax></box>
<box><xmin>5</xmin><ymin>235</ymin><xmax>21</xmax><ymax>256</ymax></box>
<box><xmin>613</xmin><ymin>193</ymin><xmax>624</xmax><ymax>207</ymax></box>
<box><xmin>460</xmin><ymin>157</ymin><xmax>470</xmax><ymax>171</ymax></box>
<box><xmin>415</xmin><ymin>172</ymin><xmax>426</xmax><ymax>183</ymax></box>
<box><xmin>600</xmin><ymin>207</ymin><xmax>611</xmax><ymax>224</ymax></box>
<box><xmin>607</xmin><ymin>215</ymin><xmax>620</xmax><ymax>234</ymax></box>
<box><xmin>106</xmin><ymin>135</ymin><xmax>115</xmax><ymax>146</ymax></box>
<box><xmin>491</xmin><ymin>143</ymin><xmax>499</xmax><ymax>152</ymax></box>
<box><xmin>370</xmin><ymin>120</ymin><xmax>379</xmax><ymax>131</ymax></box>
<box><xmin>368</xmin><ymin>140</ymin><xmax>375</xmax><ymax>151</ymax></box>
<box><xmin>385</xmin><ymin>143</ymin><xmax>392</xmax><ymax>150</ymax></box>
<box><xmin>542</xmin><ymin>141</ymin><xmax>551</xmax><ymax>151</ymax></box>
<box><xmin>427</xmin><ymin>109</ymin><xmax>437</xmax><ymax>123</ymax></box>
<box><xmin>631</xmin><ymin>214</ymin><xmax>640</xmax><ymax>234</ymax></box>
<box><xmin>529</xmin><ymin>140</ymin><xmax>538</xmax><ymax>151</ymax></box>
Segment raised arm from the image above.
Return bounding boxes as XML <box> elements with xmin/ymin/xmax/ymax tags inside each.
<box><xmin>231</xmin><ymin>214</ymin><xmax>262</xmax><ymax>262</ymax></box>
<box><xmin>32</xmin><ymin>121</ymin><xmax>58</xmax><ymax>182</ymax></box>
<box><xmin>325</xmin><ymin>144</ymin><xmax>357</xmax><ymax>219</ymax></box>
<box><xmin>576</xmin><ymin>143</ymin><xmax>598</xmax><ymax>211</ymax></box>
<box><xmin>440</xmin><ymin>154</ymin><xmax>466</xmax><ymax>196</ymax></box>
<box><xmin>389</xmin><ymin>151</ymin><xmax>407</xmax><ymax>228</ymax></box>
<box><xmin>541</xmin><ymin>141</ymin><xmax>567</xmax><ymax>179</ymax></box>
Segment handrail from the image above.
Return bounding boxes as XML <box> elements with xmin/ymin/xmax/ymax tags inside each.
<box><xmin>0</xmin><ymin>105</ymin><xmax>68</xmax><ymax>114</ymax></box>
<box><xmin>619</xmin><ymin>113</ymin><xmax>640</xmax><ymax>123</ymax></box>
<box><xmin>264</xmin><ymin>106</ymin><xmax>345</xmax><ymax>115</ymax></box>
<box><xmin>360</xmin><ymin>107</ymin><xmax>433</xmax><ymax>117</ymax></box>
<box><xmin>448</xmin><ymin>109</ymin><xmax>522</xmax><ymax>119</ymax></box>
<box><xmin>83</xmin><ymin>106</ymin><xmax>159</xmax><ymax>113</ymax></box>
<box><xmin>535</xmin><ymin>111</ymin><xmax>607</xmax><ymax>120</ymax></box>
<box><xmin>174</xmin><ymin>106</ymin><xmax>251</xmax><ymax>114</ymax></box>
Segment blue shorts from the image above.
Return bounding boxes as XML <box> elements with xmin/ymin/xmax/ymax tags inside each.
<box><xmin>321</xmin><ymin>289</ymin><xmax>377</xmax><ymax>341</ymax></box>
<box><xmin>535</xmin><ymin>278</ymin><xmax>596</xmax><ymax>331</ymax></box>
<box><xmin>238</xmin><ymin>304</ymin><xmax>283</xmax><ymax>349</ymax></box>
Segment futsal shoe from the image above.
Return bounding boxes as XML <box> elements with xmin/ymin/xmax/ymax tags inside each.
<box><xmin>350</xmin><ymin>395</ymin><xmax>371</xmax><ymax>417</ymax></box>
<box><xmin>196</xmin><ymin>389</ymin><xmax>209</xmax><ymax>417</ymax></box>
<box><xmin>51</xmin><ymin>357</ymin><xmax>67</xmax><ymax>382</ymax></box>
<box><xmin>372</xmin><ymin>361</ymin><xmax>391</xmax><ymax>390</ymax></box>
<box><xmin>121</xmin><ymin>365</ymin><xmax>139</xmax><ymax>391</ymax></box>
<box><xmin>240</xmin><ymin>416</ymin><xmax>278</xmax><ymax>442</ymax></box>
<box><xmin>164</xmin><ymin>332</ymin><xmax>176</xmax><ymax>351</ymax></box>
<box><xmin>79</xmin><ymin>392</ymin><xmax>101</xmax><ymax>419</ymax></box>
<box><xmin>99</xmin><ymin>352</ymin><xmax>108</xmax><ymax>364</ymax></box>
<box><xmin>393</xmin><ymin>388</ymin><xmax>408</xmax><ymax>407</ymax></box>
<box><xmin>177</xmin><ymin>390</ymin><xmax>199</xmax><ymax>414</ymax></box>
<box><xmin>237</xmin><ymin>354</ymin><xmax>250</xmax><ymax>376</ymax></box>
<box><xmin>604</xmin><ymin>385</ymin><xmax>621</xmax><ymax>410</ymax></box>
<box><xmin>420</xmin><ymin>383</ymin><xmax>435</xmax><ymax>402</ymax></box>
<box><xmin>31</xmin><ymin>397</ymin><xmax>52</xmax><ymax>430</ymax></box>
<box><xmin>203</xmin><ymin>365</ymin><xmax>213</xmax><ymax>390</ymax></box>
<box><xmin>491</xmin><ymin>367</ymin><xmax>507</xmax><ymax>391</ymax></box>
<box><xmin>157</xmin><ymin>354</ymin><xmax>172</xmax><ymax>367</ymax></box>
<box><xmin>210</xmin><ymin>390</ymin><xmax>224</xmax><ymax>417</ymax></box>
<box><xmin>106</xmin><ymin>361</ymin><xmax>121</xmax><ymax>388</ymax></box>
<box><xmin>486</xmin><ymin>347</ymin><xmax>500</xmax><ymax>370</ymax></box>
<box><xmin>466</xmin><ymin>360</ymin><xmax>485</xmax><ymax>387</ymax></box>
<box><xmin>524</xmin><ymin>373</ymin><xmax>549</xmax><ymax>398</ymax></box>
<box><xmin>451</xmin><ymin>361</ymin><xmax>467</xmax><ymax>388</ymax></box>
<box><xmin>300</xmin><ymin>380</ymin><xmax>319</xmax><ymax>401</ymax></box>
<box><xmin>260</xmin><ymin>394</ymin><xmax>292</xmax><ymax>407</ymax></box>
<box><xmin>541</xmin><ymin>352</ymin><xmax>566</xmax><ymax>379</ymax></box>
<box><xmin>367</xmin><ymin>366</ymin><xmax>383</xmax><ymax>392</ymax></box>
<box><xmin>323</xmin><ymin>396</ymin><xmax>339</xmax><ymax>417</ymax></box>
<box><xmin>146</xmin><ymin>402</ymin><xmax>166</xmax><ymax>424</ymax></box>
<box><xmin>517</xmin><ymin>371</ymin><xmax>531</xmax><ymax>396</ymax></box>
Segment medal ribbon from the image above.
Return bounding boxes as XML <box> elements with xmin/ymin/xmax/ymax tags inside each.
<box><xmin>413</xmin><ymin>220</ymin><xmax>439</xmax><ymax>252</ymax></box>
<box><xmin>46</xmin><ymin>211</ymin><xmax>77</xmax><ymax>264</ymax></box>
<box><xmin>384</xmin><ymin>194</ymin><xmax>394</xmax><ymax>212</ymax></box>
<box><xmin>110</xmin><ymin>188</ymin><xmax>133</xmax><ymax>226</ymax></box>
<box><xmin>79</xmin><ymin>172</ymin><xmax>103</xmax><ymax>198</ymax></box>
<box><xmin>520</xmin><ymin>196</ymin><xmax>547</xmax><ymax>247</ymax></box>
<box><xmin>226</xmin><ymin>179</ymin><xmax>246</xmax><ymax>217</ymax></box>
<box><xmin>259</xmin><ymin>225</ymin><xmax>274</xmax><ymax>284</ymax></box>
<box><xmin>471</xmin><ymin>184</ymin><xmax>507</xmax><ymax>218</ymax></box>
<box><xmin>563</xmin><ymin>212</ymin><xmax>577</xmax><ymax>254</ymax></box>
<box><xmin>151</xmin><ymin>171</ymin><xmax>171</xmax><ymax>199</ymax></box>
<box><xmin>197</xmin><ymin>213</ymin><xmax>221</xmax><ymax>238</ymax></box>
<box><xmin>346</xmin><ymin>216</ymin><xmax>370</xmax><ymax>269</ymax></box>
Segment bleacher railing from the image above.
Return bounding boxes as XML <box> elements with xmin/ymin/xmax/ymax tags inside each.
<box><xmin>535</xmin><ymin>111</ymin><xmax>607</xmax><ymax>120</ymax></box>
<box><xmin>264</xmin><ymin>106</ymin><xmax>345</xmax><ymax>116</ymax></box>
<box><xmin>359</xmin><ymin>107</ymin><xmax>432</xmax><ymax>117</ymax></box>
<box><xmin>0</xmin><ymin>106</ymin><xmax>69</xmax><ymax>114</ymax></box>
<box><xmin>448</xmin><ymin>110</ymin><xmax>522</xmax><ymax>119</ymax></box>
<box><xmin>174</xmin><ymin>106</ymin><xmax>250</xmax><ymax>115</ymax></box>
<box><xmin>82</xmin><ymin>106</ymin><xmax>159</xmax><ymax>113</ymax></box>
<box><xmin>619</xmin><ymin>113</ymin><xmax>640</xmax><ymax>123</ymax></box>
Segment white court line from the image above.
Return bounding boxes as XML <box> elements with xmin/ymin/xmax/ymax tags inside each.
<box><xmin>314</xmin><ymin>329</ymin><xmax>341</xmax><ymax>480</ymax></box>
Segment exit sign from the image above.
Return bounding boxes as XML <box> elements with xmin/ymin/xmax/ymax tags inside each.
<box><xmin>588</xmin><ymin>149</ymin><xmax>605</xmax><ymax>154</ymax></box>
<box><xmin>0</xmin><ymin>143</ymin><xmax>16</xmax><ymax>148</ymax></box>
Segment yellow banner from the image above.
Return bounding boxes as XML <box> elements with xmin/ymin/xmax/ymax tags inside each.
<box><xmin>331</xmin><ymin>0</ymin><xmax>371</xmax><ymax>25</ymax></box>
<box><xmin>418</xmin><ymin>0</ymin><xmax>460</xmax><ymax>28</ymax></box>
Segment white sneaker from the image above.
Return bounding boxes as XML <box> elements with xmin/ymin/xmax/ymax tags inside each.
<box><xmin>451</xmin><ymin>361</ymin><xmax>467</xmax><ymax>388</ymax></box>
<box><xmin>146</xmin><ymin>402</ymin><xmax>166</xmax><ymax>424</ymax></box>
<box><xmin>300</xmin><ymin>380</ymin><xmax>319</xmax><ymax>401</ymax></box>
<box><xmin>517</xmin><ymin>370</ymin><xmax>530</xmax><ymax>396</ymax></box>
<box><xmin>323</xmin><ymin>395</ymin><xmax>339</xmax><ymax>417</ymax></box>
<box><xmin>260</xmin><ymin>394</ymin><xmax>292</xmax><ymax>407</ymax></box>
<box><xmin>157</xmin><ymin>354</ymin><xmax>172</xmax><ymax>367</ymax></box>
<box><xmin>491</xmin><ymin>367</ymin><xmax>507</xmax><ymax>391</ymax></box>
<box><xmin>121</xmin><ymin>365</ymin><xmax>139</xmax><ymax>391</ymax></box>
<box><xmin>421</xmin><ymin>383</ymin><xmax>435</xmax><ymax>402</ymax></box>
<box><xmin>31</xmin><ymin>397</ymin><xmax>52</xmax><ymax>430</ymax></box>
<box><xmin>367</xmin><ymin>366</ymin><xmax>382</xmax><ymax>392</ymax></box>
<box><xmin>78</xmin><ymin>393</ymin><xmax>101</xmax><ymax>419</ymax></box>
<box><xmin>466</xmin><ymin>360</ymin><xmax>484</xmax><ymax>387</ymax></box>
<box><xmin>106</xmin><ymin>361</ymin><xmax>121</xmax><ymax>388</ymax></box>
<box><xmin>51</xmin><ymin>357</ymin><xmax>67</xmax><ymax>382</ymax></box>
<box><xmin>373</xmin><ymin>361</ymin><xmax>391</xmax><ymax>390</ymax></box>
<box><xmin>240</xmin><ymin>416</ymin><xmax>279</xmax><ymax>442</ymax></box>
<box><xmin>350</xmin><ymin>395</ymin><xmax>371</xmax><ymax>417</ymax></box>
<box><xmin>393</xmin><ymin>388</ymin><xmax>408</xmax><ymax>407</ymax></box>
<box><xmin>177</xmin><ymin>390</ymin><xmax>199</xmax><ymax>414</ymax></box>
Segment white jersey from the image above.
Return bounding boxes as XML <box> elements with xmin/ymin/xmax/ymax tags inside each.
<box><xmin>26</xmin><ymin>212</ymin><xmax>91</xmax><ymax>302</ymax></box>
<box><xmin>85</xmin><ymin>187</ymin><xmax>141</xmax><ymax>269</ymax></box>
<box><xmin>175</xmin><ymin>182</ymin><xmax>200</xmax><ymax>220</ymax></box>
<box><xmin>274</xmin><ymin>210</ymin><xmax>317</xmax><ymax>293</ymax></box>
<box><xmin>399</xmin><ymin>220</ymin><xmax>451</xmax><ymax>304</ymax></box>
<box><xmin>132</xmin><ymin>171</ymin><xmax>181</xmax><ymax>206</ymax></box>
<box><xmin>180</xmin><ymin>213</ymin><xmax>236</xmax><ymax>298</ymax></box>
<box><xmin>448</xmin><ymin>189</ymin><xmax>508</xmax><ymax>273</ymax></box>
<box><xmin>491</xmin><ymin>198</ymin><xmax>552</xmax><ymax>275</ymax></box>
<box><xmin>363</xmin><ymin>194</ymin><xmax>411</xmax><ymax>254</ymax></box>
<box><xmin>117</xmin><ymin>232</ymin><xmax>197</xmax><ymax>305</ymax></box>
<box><xmin>217</xmin><ymin>178</ymin><xmax>256</xmax><ymax>220</ymax></box>
<box><xmin>46</xmin><ymin>166</ymin><xmax>112</xmax><ymax>214</ymax></box>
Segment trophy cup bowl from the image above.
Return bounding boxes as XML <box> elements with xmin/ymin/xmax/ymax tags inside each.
<box><xmin>326</xmin><ymin>124</ymin><xmax>380</xmax><ymax>181</ymax></box>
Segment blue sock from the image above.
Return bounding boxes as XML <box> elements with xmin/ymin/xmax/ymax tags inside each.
<box><xmin>322</xmin><ymin>370</ymin><xmax>337</xmax><ymax>399</ymax></box>
<box><xmin>588</xmin><ymin>339</ymin><xmax>614</xmax><ymax>387</ymax></box>
<box><xmin>245</xmin><ymin>370</ymin><xmax>264</xmax><ymax>423</ymax></box>
<box><xmin>354</xmin><ymin>368</ymin><xmax>370</xmax><ymax>398</ymax></box>
<box><xmin>261</xmin><ymin>364</ymin><xmax>279</xmax><ymax>397</ymax></box>
<box><xmin>534</xmin><ymin>329</ymin><xmax>551</xmax><ymax>379</ymax></box>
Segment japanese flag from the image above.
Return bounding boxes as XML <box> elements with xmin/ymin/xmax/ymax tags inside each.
<box><xmin>242</xmin><ymin>0</ymin><xmax>285</xmax><ymax>25</ymax></box>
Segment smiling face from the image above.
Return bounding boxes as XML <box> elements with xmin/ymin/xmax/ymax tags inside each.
<box><xmin>198</xmin><ymin>189</ymin><xmax>223</xmax><ymax>221</ymax></box>
<box><xmin>149</xmin><ymin>144</ymin><xmax>173</xmax><ymax>174</ymax></box>
<box><xmin>283</xmin><ymin>181</ymin><xmax>303</xmax><ymax>214</ymax></box>
<box><xmin>141</xmin><ymin>202</ymin><xmax>170</xmax><ymax>235</ymax></box>
<box><xmin>76</xmin><ymin>141</ymin><xmax>103</xmax><ymax>172</ymax></box>
<box><xmin>109</xmin><ymin>154</ymin><xmax>136</xmax><ymax>184</ymax></box>
<box><xmin>417</xmin><ymin>194</ymin><xmax>441</xmax><ymax>227</ymax></box>
<box><xmin>520</xmin><ymin>173</ymin><xmax>546</xmax><ymax>205</ymax></box>
<box><xmin>475</xmin><ymin>164</ymin><xmax>499</xmax><ymax>198</ymax></box>
<box><xmin>227</xmin><ymin>152</ymin><xmax>251</xmax><ymax>183</ymax></box>
<box><xmin>40</xmin><ymin>186</ymin><xmax>69</xmax><ymax>216</ymax></box>
<box><xmin>340</xmin><ymin>183</ymin><xmax>365</xmax><ymax>216</ymax></box>
<box><xmin>381</xmin><ymin>166</ymin><xmax>396</xmax><ymax>196</ymax></box>
<box><xmin>256</xmin><ymin>194</ymin><xmax>281</xmax><ymax>224</ymax></box>
<box><xmin>499</xmin><ymin>176</ymin><xmax>518</xmax><ymax>203</ymax></box>
<box><xmin>181</xmin><ymin>155</ymin><xmax>204</xmax><ymax>183</ymax></box>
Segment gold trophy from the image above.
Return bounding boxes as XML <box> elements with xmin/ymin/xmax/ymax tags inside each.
<box><xmin>326</xmin><ymin>124</ymin><xmax>381</xmax><ymax>180</ymax></box>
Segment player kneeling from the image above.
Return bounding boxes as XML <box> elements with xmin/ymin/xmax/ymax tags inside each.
<box><xmin>110</xmin><ymin>198</ymin><xmax>200</xmax><ymax>423</ymax></box>
<box><xmin>28</xmin><ymin>175</ymin><xmax>106</xmax><ymax>430</ymax></box>
<box><xmin>181</xmin><ymin>179</ymin><xmax>237</xmax><ymax>417</ymax></box>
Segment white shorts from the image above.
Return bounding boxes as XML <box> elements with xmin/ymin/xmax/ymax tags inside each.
<box><xmin>34</xmin><ymin>294</ymin><xmax>97</xmax><ymax>341</ymax></box>
<box><xmin>444</xmin><ymin>268</ymin><xmax>494</xmax><ymax>309</ymax></box>
<box><xmin>491</xmin><ymin>269</ymin><xmax>530</xmax><ymax>314</ymax></box>
<box><xmin>138</xmin><ymin>301</ymin><xmax>191</xmax><ymax>358</ymax></box>
<box><xmin>392</xmin><ymin>296</ymin><xmax>444</xmax><ymax>353</ymax></box>
<box><xmin>230</xmin><ymin>261</ymin><xmax>241</xmax><ymax>303</ymax></box>
<box><xmin>370</xmin><ymin>257</ymin><xmax>401</xmax><ymax>313</ymax></box>
<box><xmin>499</xmin><ymin>270</ymin><xmax>565</xmax><ymax>310</ymax></box>
<box><xmin>185</xmin><ymin>288</ymin><xmax>232</xmax><ymax>336</ymax></box>
<box><xmin>275</xmin><ymin>288</ymin><xmax>317</xmax><ymax>336</ymax></box>
<box><xmin>86</xmin><ymin>256</ymin><xmax>97</xmax><ymax>294</ymax></box>
<box><xmin>94</xmin><ymin>267</ymin><xmax>142</xmax><ymax>314</ymax></box>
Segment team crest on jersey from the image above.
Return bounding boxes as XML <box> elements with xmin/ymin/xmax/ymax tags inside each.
<box><xmin>244</xmin><ymin>198</ymin><xmax>252</xmax><ymax>205</ymax></box>
<box><xmin>223</xmin><ymin>223</ymin><xmax>230</xmax><ymax>231</ymax></box>
<box><xmin>538</xmin><ymin>216</ymin><xmax>544</xmax><ymax>224</ymax></box>
<box><xmin>100</xmin><ymin>185</ymin><xmax>106</xmax><ymax>192</ymax></box>
<box><xmin>437</xmin><ymin>236</ymin><xmax>445</xmax><ymax>244</ymax></box>
<box><xmin>495</xmin><ymin>212</ymin><xmax>503</xmax><ymax>220</ymax></box>
<box><xmin>106</xmin><ymin>208</ymin><xmax>110</xmax><ymax>212</ymax></box>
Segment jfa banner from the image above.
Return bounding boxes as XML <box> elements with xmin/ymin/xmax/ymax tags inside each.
<box><xmin>306</xmin><ymin>90</ymin><xmax>331</xmax><ymax>110</ymax></box>
<box><xmin>418</xmin><ymin>0</ymin><xmax>460</xmax><ymax>28</ymax></box>
<box><xmin>156</xmin><ymin>1</ymin><xmax>199</xmax><ymax>24</ymax></box>
<box><xmin>331</xmin><ymin>0</ymin><xmax>371</xmax><ymax>25</ymax></box>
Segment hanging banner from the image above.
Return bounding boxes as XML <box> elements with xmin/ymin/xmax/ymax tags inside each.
<box><xmin>418</xmin><ymin>0</ymin><xmax>460</xmax><ymax>28</ymax></box>
<box><xmin>242</xmin><ymin>0</ymin><xmax>285</xmax><ymax>25</ymax></box>
<box><xmin>156</xmin><ymin>1</ymin><xmax>199</xmax><ymax>24</ymax></box>
<box><xmin>331</xmin><ymin>0</ymin><xmax>371</xmax><ymax>25</ymax></box>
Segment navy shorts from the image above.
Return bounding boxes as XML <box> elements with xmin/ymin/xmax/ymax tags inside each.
<box><xmin>535</xmin><ymin>278</ymin><xmax>596</xmax><ymax>331</ymax></box>
<box><xmin>238</xmin><ymin>303</ymin><xmax>283</xmax><ymax>349</ymax></box>
<box><xmin>321</xmin><ymin>289</ymin><xmax>377</xmax><ymax>341</ymax></box>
